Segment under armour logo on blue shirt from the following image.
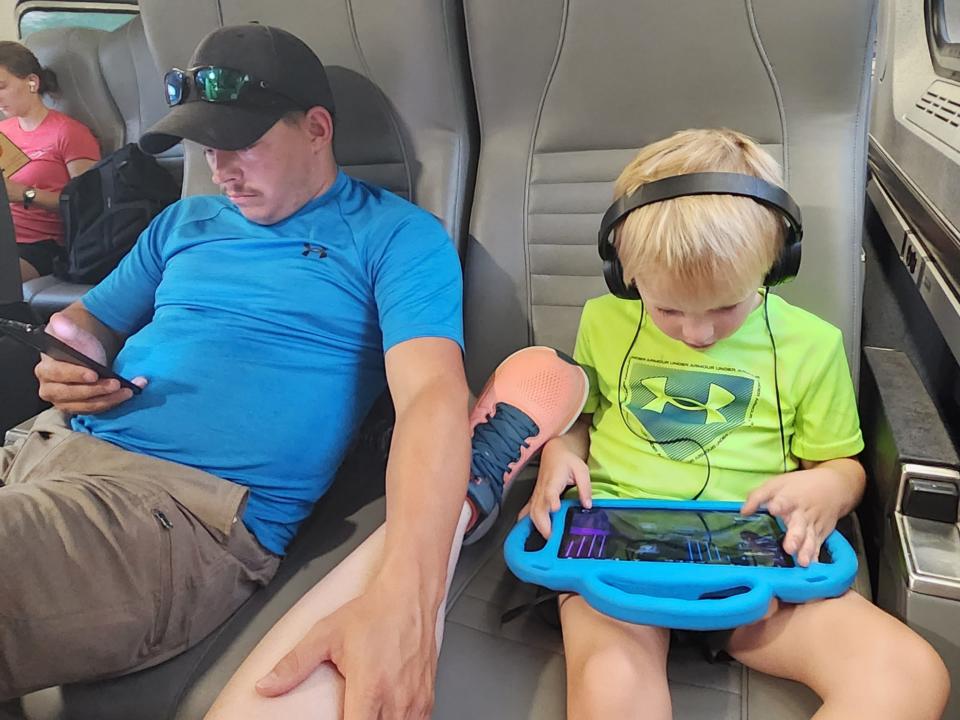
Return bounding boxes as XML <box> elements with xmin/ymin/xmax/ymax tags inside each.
<box><xmin>302</xmin><ymin>243</ymin><xmax>327</xmax><ymax>258</ymax></box>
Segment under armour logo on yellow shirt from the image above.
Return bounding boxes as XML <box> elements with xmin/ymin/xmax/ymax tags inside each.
<box><xmin>639</xmin><ymin>376</ymin><xmax>736</xmax><ymax>425</ymax></box>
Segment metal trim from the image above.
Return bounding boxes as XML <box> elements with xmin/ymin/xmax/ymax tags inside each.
<box><xmin>867</xmin><ymin>178</ymin><xmax>910</xmax><ymax>256</ymax></box>
<box><xmin>896</xmin><ymin>512</ymin><xmax>960</xmax><ymax>601</ymax></box>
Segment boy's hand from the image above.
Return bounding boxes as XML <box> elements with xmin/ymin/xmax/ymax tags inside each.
<box><xmin>740</xmin><ymin>466</ymin><xmax>851</xmax><ymax>567</ymax></box>
<box><xmin>519</xmin><ymin>440</ymin><xmax>592</xmax><ymax>539</ymax></box>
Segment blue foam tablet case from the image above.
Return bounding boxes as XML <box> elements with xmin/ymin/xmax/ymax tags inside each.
<box><xmin>503</xmin><ymin>499</ymin><xmax>858</xmax><ymax>630</ymax></box>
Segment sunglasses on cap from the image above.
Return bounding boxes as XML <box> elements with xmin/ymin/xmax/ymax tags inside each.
<box><xmin>163</xmin><ymin>66</ymin><xmax>302</xmax><ymax>109</ymax></box>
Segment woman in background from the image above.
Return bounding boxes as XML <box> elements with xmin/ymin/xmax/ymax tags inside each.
<box><xmin>0</xmin><ymin>41</ymin><xmax>99</xmax><ymax>281</ymax></box>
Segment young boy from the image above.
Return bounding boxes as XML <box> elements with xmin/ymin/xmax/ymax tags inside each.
<box><xmin>476</xmin><ymin>129</ymin><xmax>950</xmax><ymax>720</ymax></box>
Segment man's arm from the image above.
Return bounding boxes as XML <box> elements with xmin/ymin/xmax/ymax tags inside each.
<box><xmin>379</xmin><ymin>336</ymin><xmax>470</xmax><ymax>609</ymax></box>
<box><xmin>255</xmin><ymin>336</ymin><xmax>470</xmax><ymax>719</ymax></box>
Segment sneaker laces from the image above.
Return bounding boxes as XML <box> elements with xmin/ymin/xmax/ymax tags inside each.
<box><xmin>470</xmin><ymin>403</ymin><xmax>540</xmax><ymax>507</ymax></box>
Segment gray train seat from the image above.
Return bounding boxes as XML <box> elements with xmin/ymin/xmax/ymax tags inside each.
<box><xmin>16</xmin><ymin>0</ymin><xmax>476</xmax><ymax>717</ymax></box>
<box><xmin>20</xmin><ymin>17</ymin><xmax>180</xmax><ymax>319</ymax></box>
<box><xmin>445</xmin><ymin>1</ymin><xmax>877</xmax><ymax>718</ymax></box>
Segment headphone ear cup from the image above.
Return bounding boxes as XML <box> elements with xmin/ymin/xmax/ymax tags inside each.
<box><xmin>763</xmin><ymin>236</ymin><xmax>802</xmax><ymax>286</ymax></box>
<box><xmin>603</xmin><ymin>252</ymin><xmax>640</xmax><ymax>300</ymax></box>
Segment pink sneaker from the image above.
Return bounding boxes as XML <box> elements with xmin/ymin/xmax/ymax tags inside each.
<box><xmin>464</xmin><ymin>346</ymin><xmax>589</xmax><ymax>544</ymax></box>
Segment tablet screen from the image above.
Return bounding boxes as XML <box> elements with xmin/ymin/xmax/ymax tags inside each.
<box><xmin>559</xmin><ymin>507</ymin><xmax>795</xmax><ymax>568</ymax></box>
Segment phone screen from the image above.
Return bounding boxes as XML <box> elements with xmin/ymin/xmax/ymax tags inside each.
<box><xmin>559</xmin><ymin>506</ymin><xmax>797</xmax><ymax>568</ymax></box>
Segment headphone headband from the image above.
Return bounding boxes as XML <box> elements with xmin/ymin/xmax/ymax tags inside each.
<box><xmin>598</xmin><ymin>171</ymin><xmax>804</xmax><ymax>298</ymax></box>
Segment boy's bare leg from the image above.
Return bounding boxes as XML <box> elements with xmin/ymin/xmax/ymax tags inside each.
<box><xmin>727</xmin><ymin>590</ymin><xmax>950</xmax><ymax>720</ymax></box>
<box><xmin>559</xmin><ymin>594</ymin><xmax>672</xmax><ymax>720</ymax></box>
<box><xmin>205</xmin><ymin>502</ymin><xmax>472</xmax><ymax>720</ymax></box>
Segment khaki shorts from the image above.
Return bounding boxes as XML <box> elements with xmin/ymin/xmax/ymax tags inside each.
<box><xmin>0</xmin><ymin>410</ymin><xmax>280</xmax><ymax>701</ymax></box>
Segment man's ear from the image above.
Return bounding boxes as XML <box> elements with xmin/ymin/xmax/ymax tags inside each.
<box><xmin>303</xmin><ymin>106</ymin><xmax>334</xmax><ymax>152</ymax></box>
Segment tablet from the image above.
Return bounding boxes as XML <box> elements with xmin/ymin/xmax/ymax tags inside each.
<box><xmin>560</xmin><ymin>506</ymin><xmax>795</xmax><ymax>568</ymax></box>
<box><xmin>0</xmin><ymin>317</ymin><xmax>141</xmax><ymax>394</ymax></box>
<box><xmin>504</xmin><ymin>499</ymin><xmax>858</xmax><ymax>630</ymax></box>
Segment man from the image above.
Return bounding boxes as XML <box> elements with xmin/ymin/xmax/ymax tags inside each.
<box><xmin>0</xmin><ymin>24</ymin><xmax>469</xmax><ymax>718</ymax></box>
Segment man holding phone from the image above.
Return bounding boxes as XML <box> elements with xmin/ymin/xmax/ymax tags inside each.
<box><xmin>0</xmin><ymin>24</ymin><xmax>470</xmax><ymax>718</ymax></box>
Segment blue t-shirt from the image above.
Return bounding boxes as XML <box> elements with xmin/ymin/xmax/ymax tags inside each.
<box><xmin>73</xmin><ymin>171</ymin><xmax>463</xmax><ymax>555</ymax></box>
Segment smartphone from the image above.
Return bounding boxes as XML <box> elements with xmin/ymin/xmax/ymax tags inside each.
<box><xmin>0</xmin><ymin>317</ymin><xmax>142</xmax><ymax>394</ymax></box>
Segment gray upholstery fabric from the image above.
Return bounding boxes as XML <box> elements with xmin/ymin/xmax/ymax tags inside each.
<box><xmin>139</xmin><ymin>0</ymin><xmax>478</xmax><ymax>247</ymax></box>
<box><xmin>461</xmin><ymin>0</ymin><xmax>877</xmax><ymax>390</ymax></box>
<box><xmin>0</xmin><ymin>179</ymin><xmax>21</xmax><ymax>304</ymax></box>
<box><xmin>19</xmin><ymin>17</ymin><xmax>184</xmax><ymax>316</ymax></box>
<box><xmin>24</xmin><ymin>28</ymin><xmax>124</xmax><ymax>156</ymax></box>
<box><xmin>98</xmin><ymin>17</ymin><xmax>183</xmax><ymax>183</ymax></box>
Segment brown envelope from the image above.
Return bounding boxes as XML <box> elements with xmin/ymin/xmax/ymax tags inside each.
<box><xmin>0</xmin><ymin>131</ymin><xmax>30</xmax><ymax>178</ymax></box>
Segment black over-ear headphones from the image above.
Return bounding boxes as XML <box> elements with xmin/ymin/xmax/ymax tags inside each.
<box><xmin>597</xmin><ymin>172</ymin><xmax>804</xmax><ymax>300</ymax></box>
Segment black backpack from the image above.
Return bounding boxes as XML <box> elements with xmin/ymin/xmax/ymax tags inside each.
<box><xmin>56</xmin><ymin>143</ymin><xmax>180</xmax><ymax>284</ymax></box>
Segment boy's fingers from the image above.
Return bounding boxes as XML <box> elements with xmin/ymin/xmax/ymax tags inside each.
<box><xmin>573</xmin><ymin>464</ymin><xmax>593</xmax><ymax>509</ymax></box>
<box><xmin>799</xmin><ymin>532</ymin><xmax>819</xmax><ymax>568</ymax></box>
<box><xmin>531</xmin><ymin>500</ymin><xmax>553</xmax><ymax>539</ymax></box>
<box><xmin>783</xmin><ymin>515</ymin><xmax>807</xmax><ymax>556</ymax></box>
<box><xmin>741</xmin><ymin>484</ymin><xmax>775</xmax><ymax>516</ymax></box>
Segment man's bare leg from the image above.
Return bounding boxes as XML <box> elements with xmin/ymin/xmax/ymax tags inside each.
<box><xmin>205</xmin><ymin>502</ymin><xmax>471</xmax><ymax>719</ymax></box>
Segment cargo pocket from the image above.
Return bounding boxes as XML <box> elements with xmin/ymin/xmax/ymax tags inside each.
<box><xmin>148</xmin><ymin>506</ymin><xmax>175</xmax><ymax>652</ymax></box>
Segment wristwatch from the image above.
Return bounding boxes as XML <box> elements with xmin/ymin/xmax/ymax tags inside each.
<box><xmin>22</xmin><ymin>188</ymin><xmax>36</xmax><ymax>209</ymax></box>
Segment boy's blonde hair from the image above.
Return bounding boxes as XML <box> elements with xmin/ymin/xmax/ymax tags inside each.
<box><xmin>613</xmin><ymin>128</ymin><xmax>785</xmax><ymax>299</ymax></box>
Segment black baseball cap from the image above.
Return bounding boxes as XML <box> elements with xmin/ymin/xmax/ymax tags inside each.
<box><xmin>140</xmin><ymin>24</ymin><xmax>335</xmax><ymax>154</ymax></box>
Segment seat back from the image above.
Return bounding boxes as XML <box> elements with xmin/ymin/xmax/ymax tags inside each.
<box><xmin>99</xmin><ymin>16</ymin><xmax>184</xmax><ymax>183</ymax></box>
<box><xmin>139</xmin><ymin>0</ymin><xmax>477</xmax><ymax>247</ymax></box>
<box><xmin>24</xmin><ymin>27</ymin><xmax>124</xmax><ymax>155</ymax></box>
<box><xmin>0</xmin><ymin>178</ymin><xmax>21</xmax><ymax>304</ymax></box>
<box><xmin>462</xmin><ymin>0</ymin><xmax>877</xmax><ymax>388</ymax></box>
<box><xmin>19</xmin><ymin>17</ymin><xmax>185</xmax><ymax>318</ymax></box>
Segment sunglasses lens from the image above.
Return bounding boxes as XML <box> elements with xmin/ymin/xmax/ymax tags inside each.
<box><xmin>163</xmin><ymin>69</ymin><xmax>185</xmax><ymax>107</ymax></box>
<box><xmin>194</xmin><ymin>67</ymin><xmax>249</xmax><ymax>103</ymax></box>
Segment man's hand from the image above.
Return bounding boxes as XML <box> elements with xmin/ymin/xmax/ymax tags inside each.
<box><xmin>255</xmin><ymin>577</ymin><xmax>438</xmax><ymax>719</ymax></box>
<box><xmin>520</xmin><ymin>439</ymin><xmax>593</xmax><ymax>539</ymax></box>
<box><xmin>740</xmin><ymin>460</ymin><xmax>863</xmax><ymax>567</ymax></box>
<box><xmin>36</xmin><ymin>313</ymin><xmax>146</xmax><ymax>414</ymax></box>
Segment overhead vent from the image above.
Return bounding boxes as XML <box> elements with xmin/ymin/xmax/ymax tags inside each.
<box><xmin>907</xmin><ymin>79</ymin><xmax>960</xmax><ymax>154</ymax></box>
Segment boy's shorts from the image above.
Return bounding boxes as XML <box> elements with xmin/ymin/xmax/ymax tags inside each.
<box><xmin>520</xmin><ymin>588</ymin><xmax>736</xmax><ymax>663</ymax></box>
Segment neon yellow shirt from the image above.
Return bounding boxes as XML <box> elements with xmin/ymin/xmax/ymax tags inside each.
<box><xmin>572</xmin><ymin>291</ymin><xmax>864</xmax><ymax>501</ymax></box>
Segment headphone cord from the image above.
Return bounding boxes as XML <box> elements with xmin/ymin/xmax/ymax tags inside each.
<box><xmin>617</xmin><ymin>300</ymin><xmax>712</xmax><ymax>501</ymax></box>
<box><xmin>762</xmin><ymin>291</ymin><xmax>789</xmax><ymax>474</ymax></box>
<box><xmin>617</xmin><ymin>292</ymin><xmax>789</xmax><ymax>500</ymax></box>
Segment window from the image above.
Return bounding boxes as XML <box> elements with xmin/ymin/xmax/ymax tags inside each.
<box><xmin>17</xmin><ymin>2</ymin><xmax>137</xmax><ymax>39</ymax></box>
<box><xmin>927</xmin><ymin>0</ymin><xmax>960</xmax><ymax>80</ymax></box>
